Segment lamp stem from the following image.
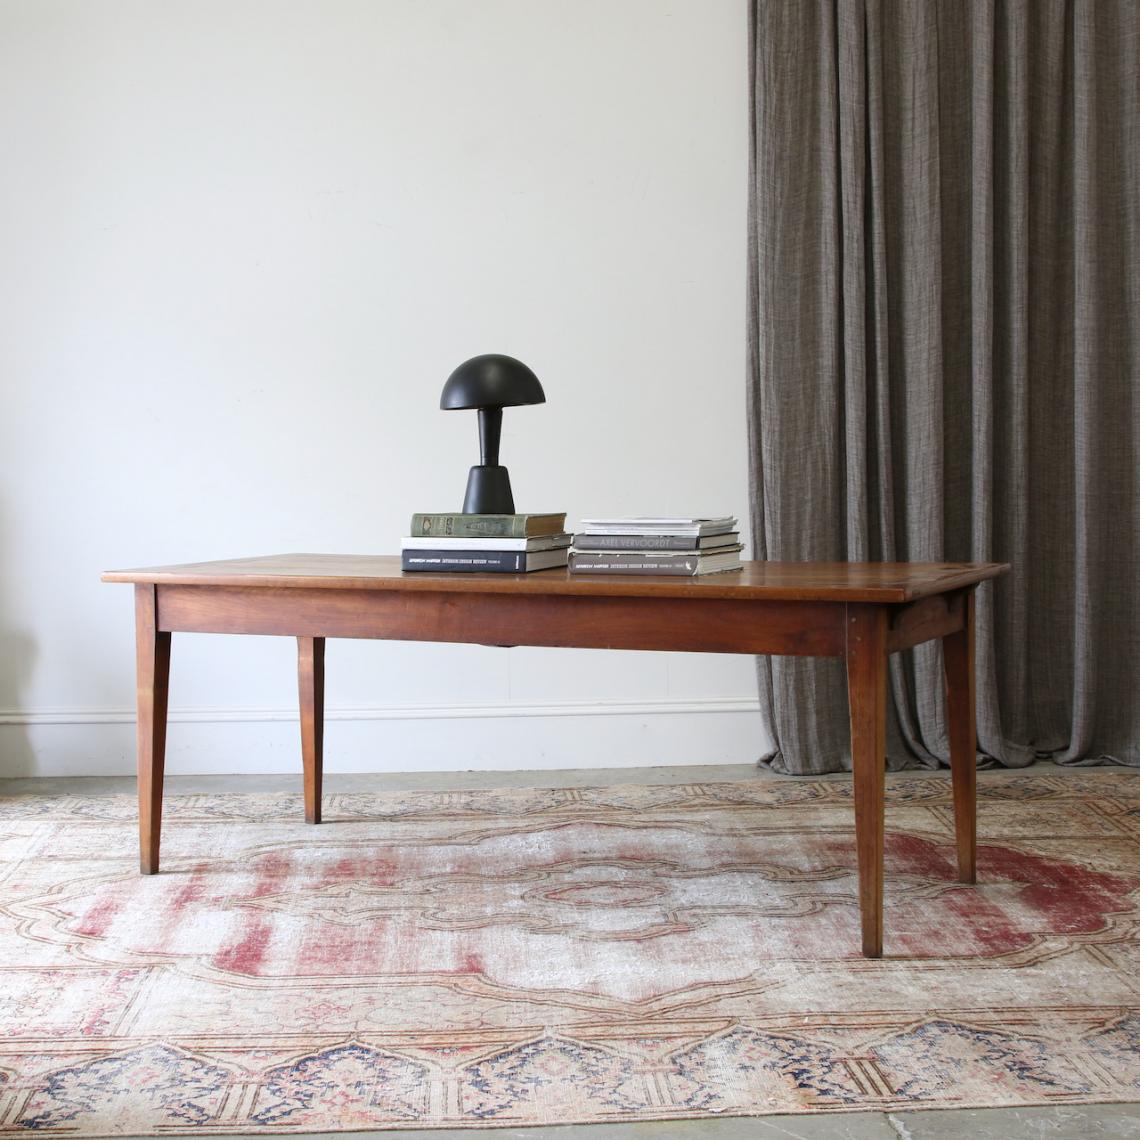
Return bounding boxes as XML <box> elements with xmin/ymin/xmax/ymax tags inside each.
<box><xmin>477</xmin><ymin>407</ymin><xmax>503</xmax><ymax>467</ymax></box>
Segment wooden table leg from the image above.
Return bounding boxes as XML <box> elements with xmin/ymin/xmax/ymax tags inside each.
<box><xmin>135</xmin><ymin>584</ymin><xmax>171</xmax><ymax>875</ymax></box>
<box><xmin>846</xmin><ymin>603</ymin><xmax>889</xmax><ymax>958</ymax></box>
<box><xmin>298</xmin><ymin>636</ymin><xmax>325</xmax><ymax>824</ymax></box>
<box><xmin>943</xmin><ymin>588</ymin><xmax>977</xmax><ymax>883</ymax></box>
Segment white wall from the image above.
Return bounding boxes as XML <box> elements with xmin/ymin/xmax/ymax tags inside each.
<box><xmin>0</xmin><ymin>0</ymin><xmax>766</xmax><ymax>777</ymax></box>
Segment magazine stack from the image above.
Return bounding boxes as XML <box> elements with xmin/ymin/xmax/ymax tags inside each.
<box><xmin>569</xmin><ymin>516</ymin><xmax>743</xmax><ymax>576</ymax></box>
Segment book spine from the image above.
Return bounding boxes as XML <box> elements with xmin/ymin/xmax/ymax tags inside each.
<box><xmin>410</xmin><ymin>514</ymin><xmax>527</xmax><ymax>538</ymax></box>
<box><xmin>574</xmin><ymin>534</ymin><xmax>698</xmax><ymax>551</ymax></box>
<box><xmin>568</xmin><ymin>554</ymin><xmax>697</xmax><ymax>575</ymax></box>
<box><xmin>402</xmin><ymin>550</ymin><xmax>525</xmax><ymax>572</ymax></box>
<box><xmin>402</xmin><ymin>534</ymin><xmax>571</xmax><ymax>552</ymax></box>
<box><xmin>403</xmin><ymin>536</ymin><xmax>532</xmax><ymax>551</ymax></box>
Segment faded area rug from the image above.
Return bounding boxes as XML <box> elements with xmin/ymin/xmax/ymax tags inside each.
<box><xmin>0</xmin><ymin>771</ymin><xmax>1137</xmax><ymax>1134</ymax></box>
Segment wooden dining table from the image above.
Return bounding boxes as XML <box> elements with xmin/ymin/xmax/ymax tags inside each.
<box><xmin>102</xmin><ymin>554</ymin><xmax>1009</xmax><ymax>957</ymax></box>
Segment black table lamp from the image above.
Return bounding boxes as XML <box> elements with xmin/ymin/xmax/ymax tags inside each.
<box><xmin>440</xmin><ymin>354</ymin><xmax>545</xmax><ymax>514</ymax></box>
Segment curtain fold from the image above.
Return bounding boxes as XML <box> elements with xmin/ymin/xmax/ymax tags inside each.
<box><xmin>747</xmin><ymin>0</ymin><xmax>1139</xmax><ymax>774</ymax></box>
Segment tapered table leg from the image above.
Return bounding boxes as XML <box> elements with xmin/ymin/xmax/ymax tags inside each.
<box><xmin>298</xmin><ymin>636</ymin><xmax>325</xmax><ymax>824</ymax></box>
<box><xmin>846</xmin><ymin>603</ymin><xmax>889</xmax><ymax>958</ymax></box>
<box><xmin>135</xmin><ymin>584</ymin><xmax>171</xmax><ymax>874</ymax></box>
<box><xmin>943</xmin><ymin>589</ymin><xmax>977</xmax><ymax>883</ymax></box>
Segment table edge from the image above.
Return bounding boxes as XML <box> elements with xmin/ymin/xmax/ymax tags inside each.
<box><xmin>102</xmin><ymin>559</ymin><xmax>1012</xmax><ymax>604</ymax></box>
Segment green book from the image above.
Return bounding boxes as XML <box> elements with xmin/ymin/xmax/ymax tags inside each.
<box><xmin>409</xmin><ymin>512</ymin><xmax>567</xmax><ymax>539</ymax></box>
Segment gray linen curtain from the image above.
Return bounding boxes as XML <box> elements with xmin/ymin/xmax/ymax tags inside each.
<box><xmin>747</xmin><ymin>0</ymin><xmax>1139</xmax><ymax>774</ymax></box>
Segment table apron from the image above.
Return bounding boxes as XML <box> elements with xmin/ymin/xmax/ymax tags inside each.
<box><xmin>886</xmin><ymin>590</ymin><xmax>967</xmax><ymax>652</ymax></box>
<box><xmin>155</xmin><ymin>584</ymin><xmax>851</xmax><ymax>656</ymax></box>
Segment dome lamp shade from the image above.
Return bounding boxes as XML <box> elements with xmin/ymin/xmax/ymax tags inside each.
<box><xmin>439</xmin><ymin>354</ymin><xmax>546</xmax><ymax>514</ymax></box>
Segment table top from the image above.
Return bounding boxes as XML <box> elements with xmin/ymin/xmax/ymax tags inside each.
<box><xmin>103</xmin><ymin>554</ymin><xmax>1009</xmax><ymax>604</ymax></box>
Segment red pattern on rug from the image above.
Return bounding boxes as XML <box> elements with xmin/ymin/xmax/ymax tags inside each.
<box><xmin>0</xmin><ymin>771</ymin><xmax>1137</xmax><ymax>1133</ymax></box>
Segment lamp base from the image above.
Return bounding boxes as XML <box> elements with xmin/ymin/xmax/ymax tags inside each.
<box><xmin>462</xmin><ymin>465</ymin><xmax>515</xmax><ymax>515</ymax></box>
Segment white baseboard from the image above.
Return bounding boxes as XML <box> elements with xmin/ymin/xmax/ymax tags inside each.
<box><xmin>0</xmin><ymin>698</ymin><xmax>770</xmax><ymax>777</ymax></box>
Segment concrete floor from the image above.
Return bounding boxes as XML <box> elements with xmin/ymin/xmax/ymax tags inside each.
<box><xmin>3</xmin><ymin>762</ymin><xmax>1137</xmax><ymax>1140</ymax></box>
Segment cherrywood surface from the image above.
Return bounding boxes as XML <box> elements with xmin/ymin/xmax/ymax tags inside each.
<box><xmin>298</xmin><ymin>637</ymin><xmax>325</xmax><ymax>825</ymax></box>
<box><xmin>134</xmin><ymin>585</ymin><xmax>171</xmax><ymax>875</ymax></box>
<box><xmin>846</xmin><ymin>603</ymin><xmax>889</xmax><ymax>958</ymax></box>
<box><xmin>943</xmin><ymin>590</ymin><xmax>978</xmax><ymax>883</ymax></box>
<box><xmin>103</xmin><ymin>554</ymin><xmax>1009</xmax><ymax>603</ymax></box>
<box><xmin>107</xmin><ymin>555</ymin><xmax>1007</xmax><ymax>958</ymax></box>
<box><xmin>155</xmin><ymin>585</ymin><xmax>850</xmax><ymax>657</ymax></box>
<box><xmin>887</xmin><ymin>591</ymin><xmax>966</xmax><ymax>652</ymax></box>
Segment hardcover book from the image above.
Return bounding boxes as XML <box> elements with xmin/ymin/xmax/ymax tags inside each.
<box><xmin>576</xmin><ymin>516</ymin><xmax>737</xmax><ymax>538</ymax></box>
<box><xmin>401</xmin><ymin>548</ymin><xmax>570</xmax><ymax>573</ymax></box>
<box><xmin>571</xmin><ymin>532</ymin><xmax>739</xmax><ymax>552</ymax></box>
<box><xmin>410</xmin><ymin>512</ymin><xmax>567</xmax><ymax>539</ymax></box>
<box><xmin>568</xmin><ymin>546</ymin><xmax>743</xmax><ymax>576</ymax></box>
<box><xmin>402</xmin><ymin>533</ymin><xmax>572</xmax><ymax>553</ymax></box>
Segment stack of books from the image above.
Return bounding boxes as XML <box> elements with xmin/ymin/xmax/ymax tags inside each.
<box><xmin>569</xmin><ymin>516</ymin><xmax>743</xmax><ymax>576</ymax></box>
<box><xmin>401</xmin><ymin>512</ymin><xmax>571</xmax><ymax>573</ymax></box>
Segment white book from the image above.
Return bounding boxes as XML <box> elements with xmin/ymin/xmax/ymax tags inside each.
<box><xmin>576</xmin><ymin>516</ymin><xmax>737</xmax><ymax>537</ymax></box>
<box><xmin>401</xmin><ymin>533</ymin><xmax>572</xmax><ymax>552</ymax></box>
<box><xmin>568</xmin><ymin>548</ymin><xmax>743</xmax><ymax>575</ymax></box>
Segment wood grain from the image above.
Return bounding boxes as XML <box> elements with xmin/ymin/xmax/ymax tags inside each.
<box><xmin>846</xmin><ymin>603</ymin><xmax>889</xmax><ymax>958</ymax></box>
<box><xmin>943</xmin><ymin>588</ymin><xmax>977</xmax><ymax>883</ymax></box>
<box><xmin>298</xmin><ymin>637</ymin><xmax>325</xmax><ymax>825</ymax></box>
<box><xmin>103</xmin><ymin>554</ymin><xmax>1010</xmax><ymax>604</ymax></box>
<box><xmin>155</xmin><ymin>585</ymin><xmax>851</xmax><ymax>657</ymax></box>
<box><xmin>135</xmin><ymin>584</ymin><xmax>171</xmax><ymax>875</ymax></box>
<box><xmin>107</xmin><ymin>554</ymin><xmax>1007</xmax><ymax>958</ymax></box>
<box><xmin>887</xmin><ymin>591</ymin><xmax>965</xmax><ymax>652</ymax></box>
